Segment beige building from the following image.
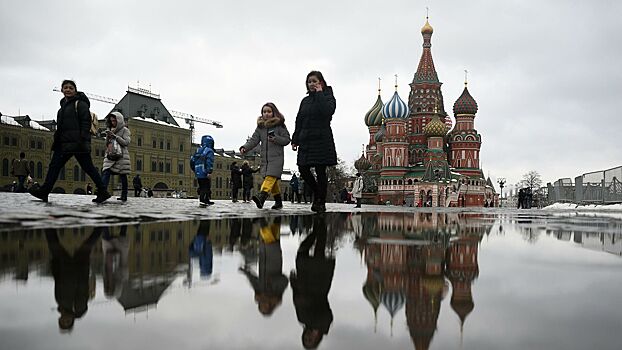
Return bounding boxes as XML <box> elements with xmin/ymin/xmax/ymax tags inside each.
<box><xmin>0</xmin><ymin>88</ymin><xmax>261</xmax><ymax>199</ymax></box>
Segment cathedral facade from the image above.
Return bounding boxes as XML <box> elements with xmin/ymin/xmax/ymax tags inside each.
<box><xmin>357</xmin><ymin>18</ymin><xmax>497</xmax><ymax>207</ymax></box>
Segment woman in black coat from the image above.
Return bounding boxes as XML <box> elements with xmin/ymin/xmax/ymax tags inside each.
<box><xmin>291</xmin><ymin>71</ymin><xmax>337</xmax><ymax>213</ymax></box>
<box><xmin>230</xmin><ymin>162</ymin><xmax>243</xmax><ymax>202</ymax></box>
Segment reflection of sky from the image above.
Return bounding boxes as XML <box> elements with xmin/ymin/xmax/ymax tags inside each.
<box><xmin>1</xmin><ymin>215</ymin><xmax>622</xmax><ymax>350</ymax></box>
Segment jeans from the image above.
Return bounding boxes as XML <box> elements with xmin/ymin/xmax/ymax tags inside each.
<box><xmin>101</xmin><ymin>169</ymin><xmax>128</xmax><ymax>199</ymax></box>
<box><xmin>41</xmin><ymin>151</ymin><xmax>105</xmax><ymax>193</ymax></box>
<box><xmin>16</xmin><ymin>175</ymin><xmax>27</xmax><ymax>192</ymax></box>
<box><xmin>242</xmin><ymin>187</ymin><xmax>252</xmax><ymax>201</ymax></box>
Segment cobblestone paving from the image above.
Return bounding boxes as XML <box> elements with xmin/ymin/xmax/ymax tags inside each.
<box><xmin>1</xmin><ymin>192</ymin><xmax>620</xmax><ymax>231</ymax></box>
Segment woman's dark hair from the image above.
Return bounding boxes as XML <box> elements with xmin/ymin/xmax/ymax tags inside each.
<box><xmin>306</xmin><ymin>71</ymin><xmax>327</xmax><ymax>91</ymax></box>
<box><xmin>105</xmin><ymin>113</ymin><xmax>116</xmax><ymax>128</ymax></box>
<box><xmin>61</xmin><ymin>79</ymin><xmax>77</xmax><ymax>90</ymax></box>
<box><xmin>262</xmin><ymin>102</ymin><xmax>285</xmax><ymax>122</ymax></box>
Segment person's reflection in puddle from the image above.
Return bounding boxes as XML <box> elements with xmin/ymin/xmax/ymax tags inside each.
<box><xmin>45</xmin><ymin>227</ymin><xmax>102</xmax><ymax>333</ymax></box>
<box><xmin>101</xmin><ymin>225</ymin><xmax>129</xmax><ymax>299</ymax></box>
<box><xmin>291</xmin><ymin>215</ymin><xmax>335</xmax><ymax>349</ymax></box>
<box><xmin>240</xmin><ymin>217</ymin><xmax>288</xmax><ymax>316</ymax></box>
<box><xmin>190</xmin><ymin>220</ymin><xmax>214</xmax><ymax>278</ymax></box>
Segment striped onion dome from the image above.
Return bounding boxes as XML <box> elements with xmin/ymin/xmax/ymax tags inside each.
<box><xmin>453</xmin><ymin>86</ymin><xmax>478</xmax><ymax>115</ymax></box>
<box><xmin>444</xmin><ymin>115</ymin><xmax>453</xmax><ymax>130</ymax></box>
<box><xmin>354</xmin><ymin>153</ymin><xmax>372</xmax><ymax>172</ymax></box>
<box><xmin>424</xmin><ymin>114</ymin><xmax>447</xmax><ymax>137</ymax></box>
<box><xmin>363</xmin><ymin>282</ymin><xmax>381</xmax><ymax>313</ymax></box>
<box><xmin>382</xmin><ymin>91</ymin><xmax>409</xmax><ymax>119</ymax></box>
<box><xmin>374</xmin><ymin>123</ymin><xmax>386</xmax><ymax>142</ymax></box>
<box><xmin>364</xmin><ymin>95</ymin><xmax>384</xmax><ymax>126</ymax></box>
<box><xmin>381</xmin><ymin>290</ymin><xmax>405</xmax><ymax>318</ymax></box>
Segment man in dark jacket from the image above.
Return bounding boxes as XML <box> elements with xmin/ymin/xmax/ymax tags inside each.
<box><xmin>10</xmin><ymin>151</ymin><xmax>30</xmax><ymax>192</ymax></box>
<box><xmin>230</xmin><ymin>162</ymin><xmax>243</xmax><ymax>202</ymax></box>
<box><xmin>133</xmin><ymin>174</ymin><xmax>143</xmax><ymax>197</ymax></box>
<box><xmin>30</xmin><ymin>80</ymin><xmax>110</xmax><ymax>203</ymax></box>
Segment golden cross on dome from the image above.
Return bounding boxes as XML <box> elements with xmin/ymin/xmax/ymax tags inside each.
<box><xmin>426</xmin><ymin>6</ymin><xmax>429</xmax><ymax>19</ymax></box>
<box><xmin>378</xmin><ymin>77</ymin><xmax>382</xmax><ymax>95</ymax></box>
<box><xmin>464</xmin><ymin>69</ymin><xmax>469</xmax><ymax>86</ymax></box>
<box><xmin>394</xmin><ymin>74</ymin><xmax>398</xmax><ymax>91</ymax></box>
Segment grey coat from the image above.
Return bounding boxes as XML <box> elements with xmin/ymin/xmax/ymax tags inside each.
<box><xmin>242</xmin><ymin>116</ymin><xmax>290</xmax><ymax>178</ymax></box>
<box><xmin>102</xmin><ymin>112</ymin><xmax>131</xmax><ymax>175</ymax></box>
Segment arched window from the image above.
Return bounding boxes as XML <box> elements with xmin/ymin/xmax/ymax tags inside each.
<box><xmin>37</xmin><ymin>162</ymin><xmax>43</xmax><ymax>179</ymax></box>
<box><xmin>73</xmin><ymin>166</ymin><xmax>80</xmax><ymax>181</ymax></box>
<box><xmin>408</xmin><ymin>179</ymin><xmax>413</xmax><ymax>185</ymax></box>
<box><xmin>59</xmin><ymin>167</ymin><xmax>65</xmax><ymax>180</ymax></box>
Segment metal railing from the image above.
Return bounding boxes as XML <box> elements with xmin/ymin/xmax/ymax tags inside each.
<box><xmin>547</xmin><ymin>166</ymin><xmax>622</xmax><ymax>204</ymax></box>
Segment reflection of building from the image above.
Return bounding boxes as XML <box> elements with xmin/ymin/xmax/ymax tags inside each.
<box><xmin>0</xmin><ymin>219</ymin><xmax>242</xmax><ymax>312</ymax></box>
<box><xmin>361</xmin><ymin>18</ymin><xmax>497</xmax><ymax>207</ymax></box>
<box><xmin>360</xmin><ymin>212</ymin><xmax>489</xmax><ymax>349</ymax></box>
<box><xmin>0</xmin><ymin>88</ymin><xmax>261</xmax><ymax>198</ymax></box>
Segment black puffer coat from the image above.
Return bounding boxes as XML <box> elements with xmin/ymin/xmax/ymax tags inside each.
<box><xmin>53</xmin><ymin>92</ymin><xmax>92</xmax><ymax>153</ymax></box>
<box><xmin>292</xmin><ymin>86</ymin><xmax>337</xmax><ymax>166</ymax></box>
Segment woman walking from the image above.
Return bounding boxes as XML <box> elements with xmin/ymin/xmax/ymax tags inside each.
<box><xmin>291</xmin><ymin>71</ymin><xmax>337</xmax><ymax>213</ymax></box>
<box><xmin>240</xmin><ymin>103</ymin><xmax>291</xmax><ymax>209</ymax></box>
<box><xmin>101</xmin><ymin>112</ymin><xmax>131</xmax><ymax>201</ymax></box>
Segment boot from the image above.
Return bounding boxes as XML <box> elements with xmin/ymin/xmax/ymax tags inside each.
<box><xmin>311</xmin><ymin>196</ymin><xmax>326</xmax><ymax>213</ymax></box>
<box><xmin>252</xmin><ymin>191</ymin><xmax>269</xmax><ymax>209</ymax></box>
<box><xmin>29</xmin><ymin>187</ymin><xmax>49</xmax><ymax>202</ymax></box>
<box><xmin>271</xmin><ymin>194</ymin><xmax>283</xmax><ymax>210</ymax></box>
<box><xmin>92</xmin><ymin>190</ymin><xmax>111</xmax><ymax>204</ymax></box>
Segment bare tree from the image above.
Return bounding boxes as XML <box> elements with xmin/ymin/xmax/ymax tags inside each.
<box><xmin>520</xmin><ymin>170</ymin><xmax>542</xmax><ymax>190</ymax></box>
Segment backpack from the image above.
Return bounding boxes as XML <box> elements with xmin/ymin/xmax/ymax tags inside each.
<box><xmin>74</xmin><ymin>101</ymin><xmax>99</xmax><ymax>136</ymax></box>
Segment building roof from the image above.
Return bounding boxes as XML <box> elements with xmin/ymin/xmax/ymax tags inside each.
<box><xmin>383</xmin><ymin>91</ymin><xmax>409</xmax><ymax>119</ymax></box>
<box><xmin>112</xmin><ymin>89</ymin><xmax>180</xmax><ymax>126</ymax></box>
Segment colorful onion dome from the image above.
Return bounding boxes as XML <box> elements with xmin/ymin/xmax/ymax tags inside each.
<box><xmin>421</xmin><ymin>19</ymin><xmax>433</xmax><ymax>34</ymax></box>
<box><xmin>364</xmin><ymin>95</ymin><xmax>384</xmax><ymax>127</ymax></box>
<box><xmin>354</xmin><ymin>153</ymin><xmax>372</xmax><ymax>171</ymax></box>
<box><xmin>451</xmin><ymin>295</ymin><xmax>475</xmax><ymax>323</ymax></box>
<box><xmin>453</xmin><ymin>86</ymin><xmax>478</xmax><ymax>115</ymax></box>
<box><xmin>424</xmin><ymin>114</ymin><xmax>447</xmax><ymax>137</ymax></box>
<box><xmin>382</xmin><ymin>91</ymin><xmax>410</xmax><ymax>119</ymax></box>
<box><xmin>374</xmin><ymin>123</ymin><xmax>386</xmax><ymax>142</ymax></box>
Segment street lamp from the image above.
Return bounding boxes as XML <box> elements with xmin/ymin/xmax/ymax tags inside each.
<box><xmin>497</xmin><ymin>178</ymin><xmax>506</xmax><ymax>207</ymax></box>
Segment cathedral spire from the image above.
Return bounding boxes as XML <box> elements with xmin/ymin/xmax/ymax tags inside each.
<box><xmin>414</xmin><ymin>16</ymin><xmax>438</xmax><ymax>83</ymax></box>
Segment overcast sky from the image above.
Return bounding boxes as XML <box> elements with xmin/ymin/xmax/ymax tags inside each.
<box><xmin>1</xmin><ymin>0</ymin><xmax>620</xmax><ymax>189</ymax></box>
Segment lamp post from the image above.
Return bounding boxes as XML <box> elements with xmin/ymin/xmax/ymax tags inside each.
<box><xmin>497</xmin><ymin>178</ymin><xmax>506</xmax><ymax>207</ymax></box>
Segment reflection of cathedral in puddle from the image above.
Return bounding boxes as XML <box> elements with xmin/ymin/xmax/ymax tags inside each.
<box><xmin>360</xmin><ymin>212</ymin><xmax>489</xmax><ymax>349</ymax></box>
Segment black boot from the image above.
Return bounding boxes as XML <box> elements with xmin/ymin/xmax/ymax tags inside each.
<box><xmin>92</xmin><ymin>189</ymin><xmax>111</xmax><ymax>204</ymax></box>
<box><xmin>311</xmin><ymin>196</ymin><xmax>326</xmax><ymax>213</ymax></box>
<box><xmin>271</xmin><ymin>194</ymin><xmax>283</xmax><ymax>210</ymax></box>
<box><xmin>252</xmin><ymin>191</ymin><xmax>269</xmax><ymax>209</ymax></box>
<box><xmin>29</xmin><ymin>187</ymin><xmax>49</xmax><ymax>202</ymax></box>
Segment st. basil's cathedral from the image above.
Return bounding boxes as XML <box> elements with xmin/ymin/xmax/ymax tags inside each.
<box><xmin>355</xmin><ymin>18</ymin><xmax>497</xmax><ymax>207</ymax></box>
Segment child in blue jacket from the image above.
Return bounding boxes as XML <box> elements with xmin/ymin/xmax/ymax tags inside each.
<box><xmin>190</xmin><ymin>135</ymin><xmax>215</xmax><ymax>207</ymax></box>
